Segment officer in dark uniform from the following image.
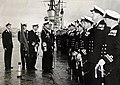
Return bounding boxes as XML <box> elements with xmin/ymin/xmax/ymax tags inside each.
<box><xmin>28</xmin><ymin>24</ymin><xmax>40</xmax><ymax>70</ymax></box>
<box><xmin>74</xmin><ymin>19</ymin><xmax>81</xmax><ymax>51</ymax></box>
<box><xmin>2</xmin><ymin>23</ymin><xmax>13</xmax><ymax>71</ymax></box>
<box><xmin>50</xmin><ymin>30</ymin><xmax>55</xmax><ymax>50</ymax></box>
<box><xmin>85</xmin><ymin>5</ymin><xmax>106</xmax><ymax>85</ymax></box>
<box><xmin>68</xmin><ymin>23</ymin><xmax>77</xmax><ymax>76</ymax></box>
<box><xmin>76</xmin><ymin>16</ymin><xmax>93</xmax><ymax>83</ymax></box>
<box><xmin>77</xmin><ymin>17</ymin><xmax>86</xmax><ymax>52</ymax></box>
<box><xmin>69</xmin><ymin>23</ymin><xmax>77</xmax><ymax>51</ymax></box>
<box><xmin>60</xmin><ymin>29</ymin><xmax>66</xmax><ymax>54</ymax></box>
<box><xmin>56</xmin><ymin>30</ymin><xmax>61</xmax><ymax>51</ymax></box>
<box><xmin>66</xmin><ymin>25</ymin><xmax>72</xmax><ymax>72</ymax></box>
<box><xmin>65</xmin><ymin>29</ymin><xmax>70</xmax><ymax>55</ymax></box>
<box><xmin>41</xmin><ymin>22</ymin><xmax>53</xmax><ymax>73</ymax></box>
<box><xmin>50</xmin><ymin>30</ymin><xmax>55</xmax><ymax>68</ymax></box>
<box><xmin>80</xmin><ymin>16</ymin><xmax>94</xmax><ymax>62</ymax></box>
<box><xmin>18</xmin><ymin>24</ymin><xmax>29</xmax><ymax>70</ymax></box>
<box><xmin>73</xmin><ymin>18</ymin><xmax>85</xmax><ymax>83</ymax></box>
<box><xmin>95</xmin><ymin>10</ymin><xmax>120</xmax><ymax>85</ymax></box>
<box><xmin>65</xmin><ymin>26</ymin><xmax>70</xmax><ymax>52</ymax></box>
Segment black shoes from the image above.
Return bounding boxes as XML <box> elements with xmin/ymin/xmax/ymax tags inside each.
<box><xmin>27</xmin><ymin>67</ymin><xmax>37</xmax><ymax>71</ymax></box>
<box><xmin>32</xmin><ymin>67</ymin><xmax>37</xmax><ymax>70</ymax></box>
<box><xmin>22</xmin><ymin>67</ymin><xmax>25</xmax><ymax>70</ymax></box>
<box><xmin>10</xmin><ymin>67</ymin><xmax>13</xmax><ymax>69</ymax></box>
<box><xmin>5</xmin><ymin>67</ymin><xmax>13</xmax><ymax>71</ymax></box>
<box><xmin>42</xmin><ymin>69</ymin><xmax>53</xmax><ymax>74</ymax></box>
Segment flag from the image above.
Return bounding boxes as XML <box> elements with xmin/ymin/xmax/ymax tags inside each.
<box><xmin>20</xmin><ymin>24</ymin><xmax>29</xmax><ymax>53</ymax></box>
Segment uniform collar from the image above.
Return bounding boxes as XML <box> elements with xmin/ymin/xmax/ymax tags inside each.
<box><xmin>94</xmin><ymin>19</ymin><xmax>103</xmax><ymax>26</ymax></box>
<box><xmin>44</xmin><ymin>27</ymin><xmax>51</xmax><ymax>33</ymax></box>
<box><xmin>111</xmin><ymin>24</ymin><xmax>118</xmax><ymax>30</ymax></box>
<box><xmin>6</xmin><ymin>29</ymin><xmax>10</xmax><ymax>32</ymax></box>
<box><xmin>32</xmin><ymin>29</ymin><xmax>37</xmax><ymax>33</ymax></box>
<box><xmin>71</xmin><ymin>29</ymin><xmax>76</xmax><ymax>32</ymax></box>
<box><xmin>80</xmin><ymin>30</ymin><xmax>83</xmax><ymax>35</ymax></box>
<box><xmin>87</xmin><ymin>27</ymin><xmax>93</xmax><ymax>31</ymax></box>
<box><xmin>25</xmin><ymin>30</ymin><xmax>28</xmax><ymax>33</ymax></box>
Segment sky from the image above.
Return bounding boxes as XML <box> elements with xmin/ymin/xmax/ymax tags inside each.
<box><xmin>0</xmin><ymin>0</ymin><xmax>120</xmax><ymax>31</ymax></box>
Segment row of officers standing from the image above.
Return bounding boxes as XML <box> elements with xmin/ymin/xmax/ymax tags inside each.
<box><xmin>56</xmin><ymin>5</ymin><xmax>120</xmax><ymax>85</ymax></box>
<box><xmin>2</xmin><ymin>22</ymin><xmax>55</xmax><ymax>73</ymax></box>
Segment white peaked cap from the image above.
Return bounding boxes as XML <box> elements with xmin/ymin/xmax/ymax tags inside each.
<box><xmin>80</xmin><ymin>17</ymin><xmax>85</xmax><ymax>22</ymax></box>
<box><xmin>71</xmin><ymin>22</ymin><xmax>75</xmax><ymax>25</ymax></box>
<box><xmin>91</xmin><ymin>5</ymin><xmax>105</xmax><ymax>16</ymax></box>
<box><xmin>75</xmin><ymin>19</ymin><xmax>81</xmax><ymax>23</ymax></box>
<box><xmin>104</xmin><ymin>10</ymin><xmax>120</xmax><ymax>21</ymax></box>
<box><xmin>77</xmin><ymin>19</ymin><xmax>81</xmax><ymax>22</ymax></box>
<box><xmin>84</xmin><ymin>16</ymin><xmax>94</xmax><ymax>23</ymax></box>
<box><xmin>81</xmin><ymin>16</ymin><xmax>85</xmax><ymax>20</ymax></box>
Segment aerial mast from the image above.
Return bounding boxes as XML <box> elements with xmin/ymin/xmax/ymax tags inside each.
<box><xmin>46</xmin><ymin>0</ymin><xmax>65</xmax><ymax>30</ymax></box>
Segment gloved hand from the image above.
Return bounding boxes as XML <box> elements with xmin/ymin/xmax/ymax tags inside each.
<box><xmin>95</xmin><ymin>59</ymin><xmax>105</xmax><ymax>71</ymax></box>
<box><xmin>32</xmin><ymin>42</ymin><xmax>35</xmax><ymax>46</ymax></box>
<box><xmin>72</xmin><ymin>51</ymin><xmax>78</xmax><ymax>56</ymax></box>
<box><xmin>76</xmin><ymin>53</ymin><xmax>82</xmax><ymax>61</ymax></box>
<box><xmin>42</xmin><ymin>42</ymin><xmax>47</xmax><ymax>51</ymax></box>
<box><xmin>95</xmin><ymin>59</ymin><xmax>105</xmax><ymax>78</ymax></box>
<box><xmin>81</xmin><ymin>49</ymin><xmax>87</xmax><ymax>55</ymax></box>
<box><xmin>4</xmin><ymin>48</ymin><xmax>7</xmax><ymax>51</ymax></box>
<box><xmin>98</xmin><ymin>59</ymin><xmax>106</xmax><ymax>66</ymax></box>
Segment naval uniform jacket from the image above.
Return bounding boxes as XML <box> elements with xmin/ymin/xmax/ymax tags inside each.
<box><xmin>41</xmin><ymin>28</ymin><xmax>53</xmax><ymax>51</ymax></box>
<box><xmin>99</xmin><ymin>25</ymin><xmax>120</xmax><ymax>85</ymax></box>
<box><xmin>41</xmin><ymin>28</ymin><xmax>53</xmax><ymax>71</ymax></box>
<box><xmin>69</xmin><ymin>30</ymin><xmax>77</xmax><ymax>51</ymax></box>
<box><xmin>2</xmin><ymin>29</ymin><xmax>13</xmax><ymax>69</ymax></box>
<box><xmin>2</xmin><ymin>29</ymin><xmax>13</xmax><ymax>49</ymax></box>
<box><xmin>80</xmin><ymin>31</ymin><xmax>89</xmax><ymax>53</ymax></box>
<box><xmin>101</xmin><ymin>25</ymin><xmax>120</xmax><ymax>72</ymax></box>
<box><xmin>28</xmin><ymin>30</ymin><xmax>40</xmax><ymax>55</ymax></box>
<box><xmin>87</xmin><ymin>20</ymin><xmax>106</xmax><ymax>64</ymax></box>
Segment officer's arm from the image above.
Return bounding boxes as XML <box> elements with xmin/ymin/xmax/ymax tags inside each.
<box><xmin>28</xmin><ymin>31</ymin><xmax>33</xmax><ymax>44</ymax></box>
<box><xmin>18</xmin><ymin>31</ymin><xmax>20</xmax><ymax>42</ymax></box>
<box><xmin>113</xmin><ymin>34</ymin><xmax>120</xmax><ymax>59</ymax></box>
<box><xmin>2</xmin><ymin>32</ymin><xmax>7</xmax><ymax>49</ymax></box>
<box><xmin>41</xmin><ymin>30</ymin><xmax>46</xmax><ymax>42</ymax></box>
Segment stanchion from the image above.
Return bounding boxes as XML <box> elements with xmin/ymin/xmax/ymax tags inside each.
<box><xmin>77</xmin><ymin>53</ymin><xmax>85</xmax><ymax>85</ymax></box>
<box><xmin>70</xmin><ymin>69</ymin><xmax>73</xmax><ymax>80</ymax></box>
<box><xmin>80</xmin><ymin>59</ymin><xmax>85</xmax><ymax>85</ymax></box>
<box><xmin>17</xmin><ymin>62</ymin><xmax>22</xmax><ymax>78</ymax></box>
<box><xmin>101</xmin><ymin>65</ymin><xmax>104</xmax><ymax>85</ymax></box>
